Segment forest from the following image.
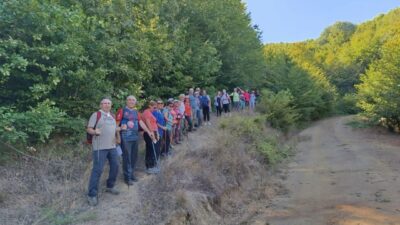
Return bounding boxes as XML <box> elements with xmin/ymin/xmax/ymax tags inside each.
<box><xmin>263</xmin><ymin>8</ymin><xmax>400</xmax><ymax>131</ymax></box>
<box><xmin>0</xmin><ymin>0</ymin><xmax>265</xmax><ymax>145</ymax></box>
<box><xmin>1</xmin><ymin>0</ymin><xmax>400</xmax><ymax>146</ymax></box>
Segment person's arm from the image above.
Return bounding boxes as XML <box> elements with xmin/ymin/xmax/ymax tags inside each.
<box><xmin>87</xmin><ymin>113</ymin><xmax>101</xmax><ymax>135</ymax></box>
<box><xmin>87</xmin><ymin>127</ymin><xmax>100</xmax><ymax>136</ymax></box>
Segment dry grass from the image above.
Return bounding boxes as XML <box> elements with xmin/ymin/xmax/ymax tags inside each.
<box><xmin>0</xmin><ymin>142</ymin><xmax>94</xmax><ymax>225</ymax></box>
<box><xmin>0</xmin><ymin>115</ymin><xmax>289</xmax><ymax>225</ymax></box>
<box><xmin>135</xmin><ymin>116</ymin><xmax>287</xmax><ymax>225</ymax></box>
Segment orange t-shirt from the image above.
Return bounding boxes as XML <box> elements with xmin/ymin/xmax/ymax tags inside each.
<box><xmin>142</xmin><ymin>109</ymin><xmax>158</xmax><ymax>131</ymax></box>
<box><xmin>184</xmin><ymin>102</ymin><xmax>192</xmax><ymax>117</ymax></box>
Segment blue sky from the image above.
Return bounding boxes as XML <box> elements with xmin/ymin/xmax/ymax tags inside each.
<box><xmin>244</xmin><ymin>0</ymin><xmax>400</xmax><ymax>43</ymax></box>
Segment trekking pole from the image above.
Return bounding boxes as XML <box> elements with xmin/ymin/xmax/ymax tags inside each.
<box><xmin>151</xmin><ymin>136</ymin><xmax>160</xmax><ymax>173</ymax></box>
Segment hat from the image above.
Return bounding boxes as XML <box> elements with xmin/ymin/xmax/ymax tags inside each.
<box><xmin>167</xmin><ymin>98</ymin><xmax>174</xmax><ymax>104</ymax></box>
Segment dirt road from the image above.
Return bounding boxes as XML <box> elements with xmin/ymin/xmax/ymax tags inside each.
<box><xmin>267</xmin><ymin>116</ymin><xmax>400</xmax><ymax>225</ymax></box>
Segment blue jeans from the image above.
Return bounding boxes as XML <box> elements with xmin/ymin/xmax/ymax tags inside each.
<box><xmin>88</xmin><ymin>149</ymin><xmax>119</xmax><ymax>197</ymax></box>
<box><xmin>121</xmin><ymin>139</ymin><xmax>139</xmax><ymax>181</ymax></box>
<box><xmin>196</xmin><ymin>109</ymin><xmax>202</xmax><ymax>126</ymax></box>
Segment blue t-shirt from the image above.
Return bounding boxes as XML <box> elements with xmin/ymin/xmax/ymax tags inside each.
<box><xmin>163</xmin><ymin>108</ymin><xmax>173</xmax><ymax>131</ymax></box>
<box><xmin>120</xmin><ymin>107</ymin><xmax>139</xmax><ymax>141</ymax></box>
<box><xmin>152</xmin><ymin>110</ymin><xmax>165</xmax><ymax>137</ymax></box>
<box><xmin>189</xmin><ymin>95</ymin><xmax>197</xmax><ymax>110</ymax></box>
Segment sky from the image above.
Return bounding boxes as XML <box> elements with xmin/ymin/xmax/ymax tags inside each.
<box><xmin>244</xmin><ymin>0</ymin><xmax>400</xmax><ymax>43</ymax></box>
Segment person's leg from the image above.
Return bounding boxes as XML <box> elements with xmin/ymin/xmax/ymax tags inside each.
<box><xmin>165</xmin><ymin>130</ymin><xmax>170</xmax><ymax>154</ymax></box>
<box><xmin>192</xmin><ymin>110</ymin><xmax>197</xmax><ymax>126</ymax></box>
<box><xmin>130</xmin><ymin>141</ymin><xmax>139</xmax><ymax>180</ymax></box>
<box><xmin>186</xmin><ymin>116</ymin><xmax>193</xmax><ymax>131</ymax></box>
<box><xmin>144</xmin><ymin>132</ymin><xmax>153</xmax><ymax>169</ymax></box>
<box><xmin>174</xmin><ymin>121</ymin><xmax>180</xmax><ymax>143</ymax></box>
<box><xmin>179</xmin><ymin>118</ymin><xmax>184</xmax><ymax>141</ymax></box>
<box><xmin>197</xmin><ymin>109</ymin><xmax>202</xmax><ymax>126</ymax></box>
<box><xmin>106</xmin><ymin>148</ymin><xmax>119</xmax><ymax>188</ymax></box>
<box><xmin>88</xmin><ymin>150</ymin><xmax>107</xmax><ymax>197</ymax></box>
<box><xmin>121</xmin><ymin>139</ymin><xmax>133</xmax><ymax>182</ymax></box>
<box><xmin>205</xmin><ymin>106</ymin><xmax>210</xmax><ymax>122</ymax></box>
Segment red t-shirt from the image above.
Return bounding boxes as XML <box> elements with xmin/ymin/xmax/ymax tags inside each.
<box><xmin>244</xmin><ymin>92</ymin><xmax>250</xmax><ymax>102</ymax></box>
<box><xmin>142</xmin><ymin>109</ymin><xmax>158</xmax><ymax>131</ymax></box>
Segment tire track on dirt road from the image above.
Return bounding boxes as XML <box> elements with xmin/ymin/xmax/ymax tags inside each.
<box><xmin>266</xmin><ymin>116</ymin><xmax>400</xmax><ymax>225</ymax></box>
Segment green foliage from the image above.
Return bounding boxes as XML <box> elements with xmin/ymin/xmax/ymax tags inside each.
<box><xmin>356</xmin><ymin>36</ymin><xmax>400</xmax><ymax>130</ymax></box>
<box><xmin>219</xmin><ymin>115</ymin><xmax>290</xmax><ymax>165</ymax></box>
<box><xmin>257</xmin><ymin>89</ymin><xmax>299</xmax><ymax>132</ymax></box>
<box><xmin>262</xmin><ymin>48</ymin><xmax>335</xmax><ymax>122</ymax></box>
<box><xmin>0</xmin><ymin>0</ymin><xmax>264</xmax><ymax>145</ymax></box>
<box><xmin>222</xmin><ymin>115</ymin><xmax>288</xmax><ymax>164</ymax></box>
<box><xmin>263</xmin><ymin>8</ymin><xmax>400</xmax><ymax>131</ymax></box>
<box><xmin>335</xmin><ymin>93</ymin><xmax>360</xmax><ymax>115</ymax></box>
<box><xmin>0</xmin><ymin>100</ymin><xmax>84</xmax><ymax>144</ymax></box>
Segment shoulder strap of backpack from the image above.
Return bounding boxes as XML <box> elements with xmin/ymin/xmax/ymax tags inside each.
<box><xmin>94</xmin><ymin>111</ymin><xmax>101</xmax><ymax>129</ymax></box>
<box><xmin>116</xmin><ymin>108</ymin><xmax>123</xmax><ymax>126</ymax></box>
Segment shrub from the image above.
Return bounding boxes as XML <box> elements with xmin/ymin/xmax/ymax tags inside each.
<box><xmin>0</xmin><ymin>100</ymin><xmax>83</xmax><ymax>145</ymax></box>
<box><xmin>335</xmin><ymin>93</ymin><xmax>360</xmax><ymax>115</ymax></box>
<box><xmin>257</xmin><ymin>89</ymin><xmax>299</xmax><ymax>132</ymax></box>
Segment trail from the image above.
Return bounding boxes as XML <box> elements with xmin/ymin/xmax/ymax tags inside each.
<box><xmin>78</xmin><ymin>119</ymin><xmax>218</xmax><ymax>225</ymax></box>
<box><xmin>74</xmin><ymin>115</ymin><xmax>400</xmax><ymax>225</ymax></box>
<box><xmin>266</xmin><ymin>116</ymin><xmax>400</xmax><ymax>225</ymax></box>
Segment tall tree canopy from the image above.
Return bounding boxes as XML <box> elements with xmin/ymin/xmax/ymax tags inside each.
<box><xmin>0</xmin><ymin>0</ymin><xmax>265</xmax><ymax>143</ymax></box>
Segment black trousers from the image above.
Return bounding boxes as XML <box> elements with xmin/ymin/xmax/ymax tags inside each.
<box><xmin>144</xmin><ymin>132</ymin><xmax>160</xmax><ymax>169</ymax></box>
<box><xmin>202</xmin><ymin>106</ymin><xmax>210</xmax><ymax>122</ymax></box>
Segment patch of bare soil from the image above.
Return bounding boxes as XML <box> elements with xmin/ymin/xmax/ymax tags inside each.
<box><xmin>263</xmin><ymin>116</ymin><xmax>400</xmax><ymax>225</ymax></box>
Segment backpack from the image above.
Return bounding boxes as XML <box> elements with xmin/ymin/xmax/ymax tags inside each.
<box><xmin>86</xmin><ymin>111</ymin><xmax>102</xmax><ymax>144</ymax></box>
<box><xmin>200</xmin><ymin>95</ymin><xmax>209</xmax><ymax>107</ymax></box>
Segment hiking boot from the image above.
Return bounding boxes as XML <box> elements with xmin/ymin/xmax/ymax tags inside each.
<box><xmin>105</xmin><ymin>187</ymin><xmax>120</xmax><ymax>195</ymax></box>
<box><xmin>146</xmin><ymin>167</ymin><xmax>159</xmax><ymax>174</ymax></box>
<box><xmin>131</xmin><ymin>176</ymin><xmax>139</xmax><ymax>182</ymax></box>
<box><xmin>125</xmin><ymin>180</ymin><xmax>134</xmax><ymax>186</ymax></box>
<box><xmin>87</xmin><ymin>196</ymin><xmax>98</xmax><ymax>206</ymax></box>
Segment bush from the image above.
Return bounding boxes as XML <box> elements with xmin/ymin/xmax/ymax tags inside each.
<box><xmin>335</xmin><ymin>93</ymin><xmax>360</xmax><ymax>115</ymax></box>
<box><xmin>257</xmin><ymin>89</ymin><xmax>299</xmax><ymax>132</ymax></box>
<box><xmin>0</xmin><ymin>100</ymin><xmax>83</xmax><ymax>145</ymax></box>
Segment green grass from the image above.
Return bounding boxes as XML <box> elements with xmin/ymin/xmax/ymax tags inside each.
<box><xmin>345</xmin><ymin>117</ymin><xmax>375</xmax><ymax>129</ymax></box>
<box><xmin>219</xmin><ymin>115</ymin><xmax>291</xmax><ymax>165</ymax></box>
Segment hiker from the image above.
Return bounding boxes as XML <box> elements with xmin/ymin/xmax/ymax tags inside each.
<box><xmin>200</xmin><ymin>90</ymin><xmax>211</xmax><ymax>125</ymax></box>
<box><xmin>142</xmin><ymin>101</ymin><xmax>160</xmax><ymax>174</ymax></box>
<box><xmin>178</xmin><ymin>94</ymin><xmax>186</xmax><ymax>141</ymax></box>
<box><xmin>116</xmin><ymin>95</ymin><xmax>153</xmax><ymax>185</ymax></box>
<box><xmin>239</xmin><ymin>89</ymin><xmax>246</xmax><ymax>111</ymax></box>
<box><xmin>163</xmin><ymin>99</ymin><xmax>174</xmax><ymax>156</ymax></box>
<box><xmin>214</xmin><ymin>91</ymin><xmax>222</xmax><ymax>117</ymax></box>
<box><xmin>189</xmin><ymin>88</ymin><xmax>198</xmax><ymax>127</ymax></box>
<box><xmin>194</xmin><ymin>91</ymin><xmax>202</xmax><ymax>126</ymax></box>
<box><xmin>184</xmin><ymin>96</ymin><xmax>194</xmax><ymax>132</ymax></box>
<box><xmin>244</xmin><ymin>90</ymin><xmax>250</xmax><ymax>108</ymax></box>
<box><xmin>232</xmin><ymin>88</ymin><xmax>240</xmax><ymax>111</ymax></box>
<box><xmin>250</xmin><ymin>90</ymin><xmax>256</xmax><ymax>112</ymax></box>
<box><xmin>173</xmin><ymin>100</ymin><xmax>181</xmax><ymax>144</ymax></box>
<box><xmin>221</xmin><ymin>89</ymin><xmax>231</xmax><ymax>116</ymax></box>
<box><xmin>153</xmin><ymin>100</ymin><xmax>167</xmax><ymax>157</ymax></box>
<box><xmin>86</xmin><ymin>98</ymin><xmax>120</xmax><ymax>206</ymax></box>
